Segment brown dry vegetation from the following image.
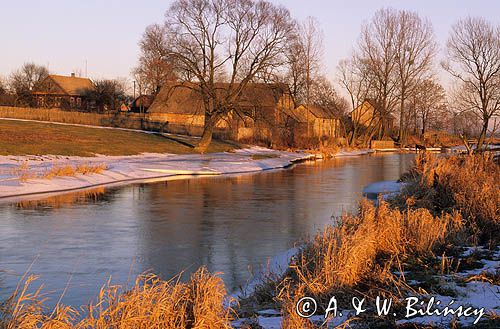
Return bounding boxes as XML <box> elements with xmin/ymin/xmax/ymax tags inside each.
<box><xmin>12</xmin><ymin>163</ymin><xmax>108</xmax><ymax>182</ymax></box>
<box><xmin>273</xmin><ymin>200</ymin><xmax>463</xmax><ymax>328</ymax></box>
<box><xmin>0</xmin><ymin>268</ymin><xmax>234</xmax><ymax>329</ymax></box>
<box><xmin>396</xmin><ymin>153</ymin><xmax>500</xmax><ymax>243</ymax></box>
<box><xmin>256</xmin><ymin>153</ymin><xmax>499</xmax><ymax>328</ymax></box>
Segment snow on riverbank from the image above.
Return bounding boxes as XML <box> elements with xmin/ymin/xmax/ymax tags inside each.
<box><xmin>0</xmin><ymin>147</ymin><xmax>314</xmax><ymax>201</ymax></box>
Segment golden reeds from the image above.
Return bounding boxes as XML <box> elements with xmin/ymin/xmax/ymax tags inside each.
<box><xmin>0</xmin><ymin>269</ymin><xmax>234</xmax><ymax>329</ymax></box>
<box><xmin>401</xmin><ymin>153</ymin><xmax>499</xmax><ymax>242</ymax></box>
<box><xmin>12</xmin><ymin>163</ymin><xmax>107</xmax><ymax>182</ymax></box>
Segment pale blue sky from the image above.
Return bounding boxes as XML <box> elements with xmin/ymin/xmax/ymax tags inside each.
<box><xmin>1</xmin><ymin>1</ymin><xmax>499</xmax><ymax>85</ymax></box>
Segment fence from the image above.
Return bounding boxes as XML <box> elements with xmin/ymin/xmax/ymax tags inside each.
<box><xmin>0</xmin><ymin>106</ymin><xmax>234</xmax><ymax>139</ymax></box>
<box><xmin>370</xmin><ymin>140</ymin><xmax>395</xmax><ymax>149</ymax></box>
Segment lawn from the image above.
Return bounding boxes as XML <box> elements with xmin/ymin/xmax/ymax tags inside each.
<box><xmin>0</xmin><ymin>120</ymin><xmax>239</xmax><ymax>156</ymax></box>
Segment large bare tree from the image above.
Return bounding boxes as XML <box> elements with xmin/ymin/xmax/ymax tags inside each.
<box><xmin>298</xmin><ymin>16</ymin><xmax>323</xmax><ymax>107</ymax></box>
<box><xmin>353</xmin><ymin>8</ymin><xmax>436</xmax><ymax>145</ymax></box>
<box><xmin>133</xmin><ymin>24</ymin><xmax>176</xmax><ymax>95</ymax></box>
<box><xmin>356</xmin><ymin>8</ymin><xmax>400</xmax><ymax>139</ymax></box>
<box><xmin>162</xmin><ymin>0</ymin><xmax>294</xmax><ymax>151</ymax></box>
<box><xmin>394</xmin><ymin>10</ymin><xmax>436</xmax><ymax>143</ymax></box>
<box><xmin>443</xmin><ymin>17</ymin><xmax>500</xmax><ymax>150</ymax></box>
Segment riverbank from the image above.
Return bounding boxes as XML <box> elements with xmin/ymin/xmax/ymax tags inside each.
<box><xmin>1</xmin><ymin>153</ymin><xmax>497</xmax><ymax>328</ymax></box>
<box><xmin>236</xmin><ymin>153</ymin><xmax>499</xmax><ymax>329</ymax></box>
<box><xmin>0</xmin><ymin>147</ymin><xmax>318</xmax><ymax>201</ymax></box>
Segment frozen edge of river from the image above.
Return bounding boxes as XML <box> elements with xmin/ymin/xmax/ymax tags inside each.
<box><xmin>0</xmin><ymin>147</ymin><xmax>319</xmax><ymax>202</ymax></box>
<box><xmin>0</xmin><ymin>147</ymin><xmax>375</xmax><ymax>202</ymax></box>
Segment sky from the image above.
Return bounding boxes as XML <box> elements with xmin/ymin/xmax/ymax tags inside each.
<box><xmin>1</xmin><ymin>0</ymin><xmax>500</xmax><ymax>88</ymax></box>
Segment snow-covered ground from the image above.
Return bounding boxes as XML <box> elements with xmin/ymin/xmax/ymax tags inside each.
<box><xmin>0</xmin><ymin>147</ymin><xmax>315</xmax><ymax>201</ymax></box>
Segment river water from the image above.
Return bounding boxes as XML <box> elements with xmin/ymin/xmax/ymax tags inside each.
<box><xmin>0</xmin><ymin>153</ymin><xmax>414</xmax><ymax>307</ymax></box>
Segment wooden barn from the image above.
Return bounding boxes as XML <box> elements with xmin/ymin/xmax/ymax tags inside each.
<box><xmin>33</xmin><ymin>74</ymin><xmax>94</xmax><ymax>109</ymax></box>
<box><xmin>147</xmin><ymin>82</ymin><xmax>295</xmax><ymax>142</ymax></box>
<box><xmin>351</xmin><ymin>100</ymin><xmax>394</xmax><ymax>135</ymax></box>
<box><xmin>288</xmin><ymin>104</ymin><xmax>341</xmax><ymax>139</ymax></box>
<box><xmin>130</xmin><ymin>95</ymin><xmax>155</xmax><ymax>113</ymax></box>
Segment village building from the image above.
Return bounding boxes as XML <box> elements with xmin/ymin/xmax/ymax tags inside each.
<box><xmin>351</xmin><ymin>100</ymin><xmax>394</xmax><ymax>134</ymax></box>
<box><xmin>287</xmin><ymin>104</ymin><xmax>341</xmax><ymax>139</ymax></box>
<box><xmin>33</xmin><ymin>73</ymin><xmax>94</xmax><ymax>109</ymax></box>
<box><xmin>130</xmin><ymin>94</ymin><xmax>155</xmax><ymax>113</ymax></box>
<box><xmin>147</xmin><ymin>82</ymin><xmax>296</xmax><ymax>143</ymax></box>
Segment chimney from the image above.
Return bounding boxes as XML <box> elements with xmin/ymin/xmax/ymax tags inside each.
<box><xmin>71</xmin><ymin>72</ymin><xmax>75</xmax><ymax>77</ymax></box>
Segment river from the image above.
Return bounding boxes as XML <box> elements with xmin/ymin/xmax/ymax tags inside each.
<box><xmin>0</xmin><ymin>153</ymin><xmax>414</xmax><ymax>307</ymax></box>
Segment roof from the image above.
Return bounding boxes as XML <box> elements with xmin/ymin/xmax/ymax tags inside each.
<box><xmin>34</xmin><ymin>75</ymin><xmax>94</xmax><ymax>96</ymax></box>
<box><xmin>132</xmin><ymin>95</ymin><xmax>155</xmax><ymax>108</ymax></box>
<box><xmin>287</xmin><ymin>104</ymin><xmax>338</xmax><ymax>123</ymax></box>
<box><xmin>149</xmin><ymin>82</ymin><xmax>290</xmax><ymax>115</ymax></box>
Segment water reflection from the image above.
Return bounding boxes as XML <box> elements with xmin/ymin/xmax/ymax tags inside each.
<box><xmin>0</xmin><ymin>153</ymin><xmax>414</xmax><ymax>307</ymax></box>
<box><xmin>15</xmin><ymin>188</ymin><xmax>107</xmax><ymax>210</ymax></box>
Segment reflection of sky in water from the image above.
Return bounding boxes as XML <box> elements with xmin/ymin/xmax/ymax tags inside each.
<box><xmin>0</xmin><ymin>153</ymin><xmax>414</xmax><ymax>307</ymax></box>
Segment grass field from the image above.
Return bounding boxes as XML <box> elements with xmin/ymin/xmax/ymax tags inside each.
<box><xmin>0</xmin><ymin>120</ymin><xmax>238</xmax><ymax>156</ymax></box>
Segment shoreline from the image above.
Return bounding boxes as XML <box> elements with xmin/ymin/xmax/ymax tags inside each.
<box><xmin>0</xmin><ymin>147</ymin><xmax>382</xmax><ymax>203</ymax></box>
<box><xmin>0</xmin><ymin>147</ymin><xmax>317</xmax><ymax>203</ymax></box>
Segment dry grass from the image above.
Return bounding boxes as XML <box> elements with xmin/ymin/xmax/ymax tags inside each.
<box><xmin>0</xmin><ymin>268</ymin><xmax>234</xmax><ymax>329</ymax></box>
<box><xmin>397</xmin><ymin>153</ymin><xmax>500</xmax><ymax>243</ymax></box>
<box><xmin>273</xmin><ymin>200</ymin><xmax>463</xmax><ymax>328</ymax></box>
<box><xmin>12</xmin><ymin>163</ymin><xmax>108</xmax><ymax>181</ymax></box>
<box><xmin>42</xmin><ymin>163</ymin><xmax>107</xmax><ymax>180</ymax></box>
<box><xmin>286</xmin><ymin>200</ymin><xmax>461</xmax><ymax>295</ymax></box>
<box><xmin>0</xmin><ymin>120</ymin><xmax>238</xmax><ymax>156</ymax></box>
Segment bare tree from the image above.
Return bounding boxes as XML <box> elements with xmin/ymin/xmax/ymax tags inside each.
<box><xmin>410</xmin><ymin>78</ymin><xmax>447</xmax><ymax>135</ymax></box>
<box><xmin>284</xmin><ymin>17</ymin><xmax>323</xmax><ymax>107</ymax></box>
<box><xmin>133</xmin><ymin>24</ymin><xmax>176</xmax><ymax>95</ymax></box>
<box><xmin>299</xmin><ymin>17</ymin><xmax>323</xmax><ymax>107</ymax></box>
<box><xmin>83</xmin><ymin>79</ymin><xmax>126</xmax><ymax>113</ymax></box>
<box><xmin>354</xmin><ymin>8</ymin><xmax>436</xmax><ymax>145</ymax></box>
<box><xmin>356</xmin><ymin>8</ymin><xmax>400</xmax><ymax>139</ymax></box>
<box><xmin>338</xmin><ymin>58</ymin><xmax>374</xmax><ymax>145</ymax></box>
<box><xmin>162</xmin><ymin>0</ymin><xmax>294</xmax><ymax>151</ymax></box>
<box><xmin>309</xmin><ymin>76</ymin><xmax>347</xmax><ymax>117</ymax></box>
<box><xmin>394</xmin><ymin>10</ymin><xmax>436</xmax><ymax>143</ymax></box>
<box><xmin>443</xmin><ymin>17</ymin><xmax>500</xmax><ymax>150</ymax></box>
<box><xmin>0</xmin><ymin>76</ymin><xmax>6</xmax><ymax>95</ymax></box>
<box><xmin>9</xmin><ymin>62</ymin><xmax>48</xmax><ymax>106</ymax></box>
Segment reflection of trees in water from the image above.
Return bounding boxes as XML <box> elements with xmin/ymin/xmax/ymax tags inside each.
<box><xmin>14</xmin><ymin>187</ymin><xmax>113</xmax><ymax>211</ymax></box>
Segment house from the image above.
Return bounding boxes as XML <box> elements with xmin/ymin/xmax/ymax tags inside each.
<box><xmin>147</xmin><ymin>82</ymin><xmax>295</xmax><ymax>142</ymax></box>
<box><xmin>33</xmin><ymin>73</ymin><xmax>94</xmax><ymax>109</ymax></box>
<box><xmin>287</xmin><ymin>104</ymin><xmax>341</xmax><ymax>139</ymax></box>
<box><xmin>130</xmin><ymin>94</ymin><xmax>155</xmax><ymax>113</ymax></box>
<box><xmin>351</xmin><ymin>100</ymin><xmax>394</xmax><ymax>134</ymax></box>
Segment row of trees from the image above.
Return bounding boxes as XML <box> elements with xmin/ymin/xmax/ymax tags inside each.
<box><xmin>133</xmin><ymin>0</ymin><xmax>499</xmax><ymax>151</ymax></box>
<box><xmin>338</xmin><ymin>9</ymin><xmax>499</xmax><ymax>149</ymax></box>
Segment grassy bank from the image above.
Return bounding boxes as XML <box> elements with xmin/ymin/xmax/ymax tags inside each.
<box><xmin>0</xmin><ymin>120</ymin><xmax>237</xmax><ymax>156</ymax></box>
<box><xmin>1</xmin><ymin>153</ymin><xmax>498</xmax><ymax>328</ymax></box>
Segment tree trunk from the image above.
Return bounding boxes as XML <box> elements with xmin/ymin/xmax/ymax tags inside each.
<box><xmin>196</xmin><ymin>113</ymin><xmax>216</xmax><ymax>153</ymax></box>
<box><xmin>476</xmin><ymin>117</ymin><xmax>489</xmax><ymax>152</ymax></box>
<box><xmin>399</xmin><ymin>98</ymin><xmax>405</xmax><ymax>145</ymax></box>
